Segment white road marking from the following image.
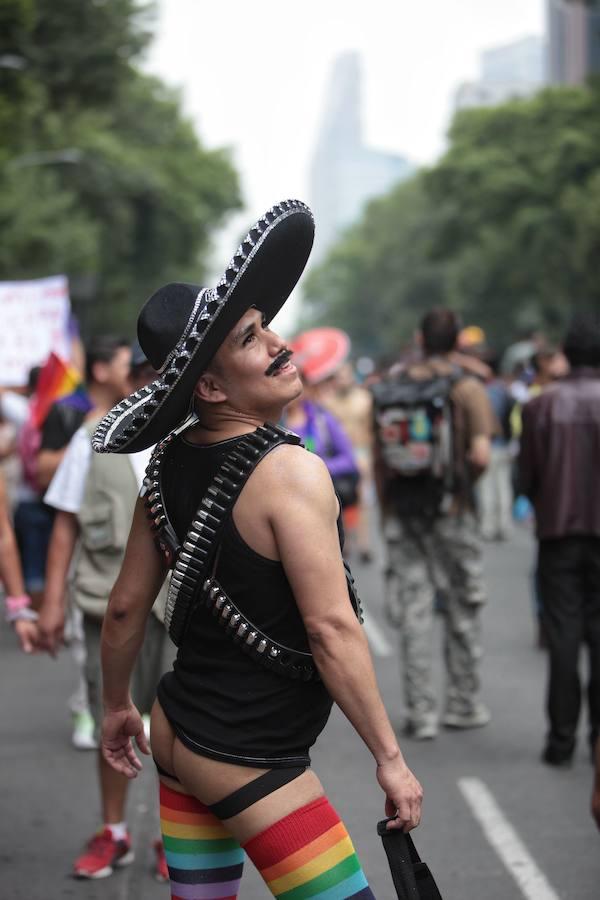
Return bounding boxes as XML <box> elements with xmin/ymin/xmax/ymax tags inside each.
<box><xmin>361</xmin><ymin>606</ymin><xmax>393</xmax><ymax>657</ymax></box>
<box><xmin>458</xmin><ymin>777</ymin><xmax>561</xmax><ymax>900</ymax></box>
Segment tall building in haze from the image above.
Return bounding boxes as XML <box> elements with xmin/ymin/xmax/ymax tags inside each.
<box><xmin>547</xmin><ymin>0</ymin><xmax>600</xmax><ymax>84</ymax></box>
<box><xmin>455</xmin><ymin>35</ymin><xmax>546</xmax><ymax>110</ymax></box>
<box><xmin>309</xmin><ymin>52</ymin><xmax>413</xmax><ymax>261</ymax></box>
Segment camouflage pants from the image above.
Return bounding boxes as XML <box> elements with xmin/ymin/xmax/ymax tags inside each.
<box><xmin>383</xmin><ymin>512</ymin><xmax>487</xmax><ymax>726</ymax></box>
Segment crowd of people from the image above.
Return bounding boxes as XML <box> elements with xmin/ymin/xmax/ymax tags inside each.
<box><xmin>1</xmin><ymin>199</ymin><xmax>599</xmax><ymax>898</ymax></box>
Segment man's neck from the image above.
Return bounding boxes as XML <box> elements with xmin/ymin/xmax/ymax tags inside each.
<box><xmin>186</xmin><ymin>403</ymin><xmax>284</xmax><ymax>444</ymax></box>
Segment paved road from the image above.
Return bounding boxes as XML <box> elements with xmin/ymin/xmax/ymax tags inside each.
<box><xmin>2</xmin><ymin>526</ymin><xmax>599</xmax><ymax>899</ymax></box>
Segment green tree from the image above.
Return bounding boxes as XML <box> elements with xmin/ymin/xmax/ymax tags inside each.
<box><xmin>5</xmin><ymin>0</ymin><xmax>152</xmax><ymax>111</ymax></box>
<box><xmin>0</xmin><ymin>0</ymin><xmax>241</xmax><ymax>335</ymax></box>
<box><xmin>304</xmin><ymin>176</ymin><xmax>449</xmax><ymax>358</ymax></box>
<box><xmin>305</xmin><ymin>83</ymin><xmax>600</xmax><ymax>356</ymax></box>
<box><xmin>426</xmin><ymin>84</ymin><xmax>600</xmax><ymax>342</ymax></box>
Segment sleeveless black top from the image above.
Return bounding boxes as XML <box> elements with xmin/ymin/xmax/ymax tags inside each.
<box><xmin>156</xmin><ymin>433</ymin><xmax>335</xmax><ymax>768</ymax></box>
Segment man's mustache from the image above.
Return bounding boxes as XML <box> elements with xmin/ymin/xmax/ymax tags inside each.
<box><xmin>265</xmin><ymin>349</ymin><xmax>293</xmax><ymax>376</ymax></box>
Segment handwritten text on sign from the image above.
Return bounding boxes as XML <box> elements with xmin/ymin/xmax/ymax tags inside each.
<box><xmin>0</xmin><ymin>276</ymin><xmax>71</xmax><ymax>386</ymax></box>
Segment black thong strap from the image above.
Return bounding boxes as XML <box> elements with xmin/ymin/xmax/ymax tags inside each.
<box><xmin>154</xmin><ymin>759</ymin><xmax>180</xmax><ymax>782</ymax></box>
<box><xmin>207</xmin><ymin>766</ymin><xmax>306</xmax><ymax>820</ymax></box>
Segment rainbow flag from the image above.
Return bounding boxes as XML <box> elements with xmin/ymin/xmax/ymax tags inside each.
<box><xmin>30</xmin><ymin>352</ymin><xmax>92</xmax><ymax>428</ymax></box>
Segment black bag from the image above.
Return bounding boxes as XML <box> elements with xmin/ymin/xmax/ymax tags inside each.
<box><xmin>331</xmin><ymin>471</ymin><xmax>360</xmax><ymax>508</ymax></box>
<box><xmin>370</xmin><ymin>370</ymin><xmax>461</xmax><ymax>481</ymax></box>
<box><xmin>370</xmin><ymin>367</ymin><xmax>462</xmax><ymax>515</ymax></box>
<box><xmin>377</xmin><ymin>819</ymin><xmax>443</xmax><ymax>899</ymax></box>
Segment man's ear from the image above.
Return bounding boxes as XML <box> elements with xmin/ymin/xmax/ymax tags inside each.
<box><xmin>194</xmin><ymin>372</ymin><xmax>227</xmax><ymax>404</ymax></box>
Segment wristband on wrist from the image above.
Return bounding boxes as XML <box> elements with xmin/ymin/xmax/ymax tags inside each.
<box><xmin>5</xmin><ymin>594</ymin><xmax>38</xmax><ymax>623</ymax></box>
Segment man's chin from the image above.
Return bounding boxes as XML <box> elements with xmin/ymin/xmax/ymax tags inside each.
<box><xmin>287</xmin><ymin>376</ymin><xmax>304</xmax><ymax>400</ymax></box>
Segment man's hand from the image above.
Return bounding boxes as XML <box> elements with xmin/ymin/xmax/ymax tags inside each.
<box><xmin>14</xmin><ymin>619</ymin><xmax>39</xmax><ymax>654</ymax></box>
<box><xmin>102</xmin><ymin>704</ymin><xmax>150</xmax><ymax>779</ymax></box>
<box><xmin>37</xmin><ymin>603</ymin><xmax>65</xmax><ymax>656</ymax></box>
<box><xmin>376</xmin><ymin>755</ymin><xmax>423</xmax><ymax>832</ymax></box>
<box><xmin>468</xmin><ymin>434</ymin><xmax>491</xmax><ymax>475</ymax></box>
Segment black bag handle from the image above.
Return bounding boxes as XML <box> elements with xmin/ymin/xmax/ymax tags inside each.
<box><xmin>377</xmin><ymin>818</ymin><xmax>443</xmax><ymax>900</ymax></box>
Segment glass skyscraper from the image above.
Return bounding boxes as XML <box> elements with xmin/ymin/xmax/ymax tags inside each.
<box><xmin>547</xmin><ymin>0</ymin><xmax>600</xmax><ymax>84</ymax></box>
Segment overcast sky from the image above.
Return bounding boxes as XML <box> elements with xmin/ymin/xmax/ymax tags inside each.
<box><xmin>145</xmin><ymin>0</ymin><xmax>546</xmax><ymax>331</ymax></box>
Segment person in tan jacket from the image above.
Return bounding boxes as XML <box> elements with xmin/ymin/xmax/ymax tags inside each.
<box><xmin>37</xmin><ymin>341</ymin><xmax>170</xmax><ymax>881</ymax></box>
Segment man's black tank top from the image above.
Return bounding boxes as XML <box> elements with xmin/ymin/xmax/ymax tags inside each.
<box><xmin>156</xmin><ymin>432</ymin><xmax>335</xmax><ymax>768</ymax></box>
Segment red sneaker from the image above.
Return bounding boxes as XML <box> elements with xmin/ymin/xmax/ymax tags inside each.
<box><xmin>73</xmin><ymin>828</ymin><xmax>134</xmax><ymax>879</ymax></box>
<box><xmin>154</xmin><ymin>839</ymin><xmax>169</xmax><ymax>882</ymax></box>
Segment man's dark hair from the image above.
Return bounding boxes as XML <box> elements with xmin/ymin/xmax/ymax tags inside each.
<box><xmin>531</xmin><ymin>347</ymin><xmax>558</xmax><ymax>373</ymax></box>
<box><xmin>420</xmin><ymin>308</ymin><xmax>460</xmax><ymax>355</ymax></box>
<box><xmin>85</xmin><ymin>336</ymin><xmax>129</xmax><ymax>384</ymax></box>
<box><xmin>563</xmin><ymin>313</ymin><xmax>600</xmax><ymax>368</ymax></box>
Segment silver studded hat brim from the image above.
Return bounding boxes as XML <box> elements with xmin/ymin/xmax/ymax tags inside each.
<box><xmin>92</xmin><ymin>199</ymin><xmax>315</xmax><ymax>454</ymax></box>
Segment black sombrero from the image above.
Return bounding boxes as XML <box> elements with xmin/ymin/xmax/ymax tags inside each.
<box><xmin>92</xmin><ymin>199</ymin><xmax>314</xmax><ymax>454</ymax></box>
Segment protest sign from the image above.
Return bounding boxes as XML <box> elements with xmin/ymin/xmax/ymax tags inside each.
<box><xmin>0</xmin><ymin>275</ymin><xmax>71</xmax><ymax>386</ymax></box>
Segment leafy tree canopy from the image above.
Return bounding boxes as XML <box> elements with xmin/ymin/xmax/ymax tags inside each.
<box><xmin>304</xmin><ymin>83</ymin><xmax>600</xmax><ymax>358</ymax></box>
<box><xmin>0</xmin><ymin>0</ymin><xmax>241</xmax><ymax>335</ymax></box>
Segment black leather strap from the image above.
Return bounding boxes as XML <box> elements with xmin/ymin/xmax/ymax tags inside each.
<box><xmin>144</xmin><ymin>420</ymin><xmax>301</xmax><ymax>646</ymax></box>
<box><xmin>144</xmin><ymin>418</ymin><xmax>364</xmax><ymax>668</ymax></box>
<box><xmin>207</xmin><ymin>767</ymin><xmax>306</xmax><ymax>819</ymax></box>
<box><xmin>201</xmin><ymin>575</ymin><xmax>319</xmax><ymax>680</ymax></box>
<box><xmin>377</xmin><ymin>819</ymin><xmax>443</xmax><ymax>899</ymax></box>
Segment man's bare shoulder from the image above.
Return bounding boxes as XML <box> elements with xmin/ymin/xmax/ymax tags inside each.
<box><xmin>256</xmin><ymin>442</ymin><xmax>332</xmax><ymax>492</ymax></box>
<box><xmin>244</xmin><ymin>443</ymin><xmax>335</xmax><ymax>518</ymax></box>
<box><xmin>234</xmin><ymin>443</ymin><xmax>336</xmax><ymax>551</ymax></box>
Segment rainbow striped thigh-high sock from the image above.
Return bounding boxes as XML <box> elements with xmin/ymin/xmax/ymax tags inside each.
<box><xmin>159</xmin><ymin>782</ymin><xmax>245</xmax><ymax>899</ymax></box>
<box><xmin>243</xmin><ymin>796</ymin><xmax>375</xmax><ymax>899</ymax></box>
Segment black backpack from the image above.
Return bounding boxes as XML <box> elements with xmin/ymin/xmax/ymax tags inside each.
<box><xmin>371</xmin><ymin>366</ymin><xmax>462</xmax><ymax>511</ymax></box>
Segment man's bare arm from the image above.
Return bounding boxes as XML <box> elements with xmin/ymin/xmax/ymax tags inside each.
<box><xmin>102</xmin><ymin>497</ymin><xmax>168</xmax><ymax>708</ymax></box>
<box><xmin>0</xmin><ymin>473</ymin><xmax>37</xmax><ymax>652</ymax></box>
<box><xmin>269</xmin><ymin>446</ymin><xmax>422</xmax><ymax>831</ymax></box>
<box><xmin>469</xmin><ymin>434</ymin><xmax>491</xmax><ymax>475</ymax></box>
<box><xmin>100</xmin><ymin>497</ymin><xmax>168</xmax><ymax>777</ymax></box>
<box><xmin>36</xmin><ymin>448</ymin><xmax>67</xmax><ymax>491</ymax></box>
<box><xmin>37</xmin><ymin>510</ymin><xmax>79</xmax><ymax>654</ymax></box>
<box><xmin>0</xmin><ymin>473</ymin><xmax>27</xmax><ymax>597</ymax></box>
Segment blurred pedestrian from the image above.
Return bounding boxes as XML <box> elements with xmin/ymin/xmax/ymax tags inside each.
<box><xmin>283</xmin><ymin>379</ymin><xmax>361</xmax><ymax>544</ymax></box>
<box><xmin>36</xmin><ymin>343</ymin><xmax>121</xmax><ymax>747</ymax></box>
<box><xmin>93</xmin><ymin>202</ymin><xmax>422</xmax><ymax>900</ymax></box>
<box><xmin>37</xmin><ymin>338</ymin><xmax>171</xmax><ymax>880</ymax></box>
<box><xmin>1</xmin><ymin>365</ymin><xmax>49</xmax><ymax>614</ymax></box>
<box><xmin>510</xmin><ymin>346</ymin><xmax>570</xmax><ymax>645</ymax></box>
<box><xmin>476</xmin><ymin>351</ymin><xmax>515</xmax><ymax>542</ymax></box>
<box><xmin>0</xmin><ymin>468</ymin><xmax>38</xmax><ymax>653</ymax></box>
<box><xmin>509</xmin><ymin>345</ymin><xmax>569</xmax><ymax>441</ymax></box>
<box><xmin>3</xmin><ymin>353</ymin><xmax>97</xmax><ymax>744</ymax></box>
<box><xmin>372</xmin><ymin>307</ymin><xmax>495</xmax><ymax>739</ymax></box>
<box><xmin>321</xmin><ymin>362</ymin><xmax>375</xmax><ymax>562</ymax></box>
<box><xmin>519</xmin><ymin>313</ymin><xmax>600</xmax><ymax>768</ymax></box>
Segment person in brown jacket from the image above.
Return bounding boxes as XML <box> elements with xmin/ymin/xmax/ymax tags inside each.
<box><xmin>519</xmin><ymin>312</ymin><xmax>600</xmax><ymax>768</ymax></box>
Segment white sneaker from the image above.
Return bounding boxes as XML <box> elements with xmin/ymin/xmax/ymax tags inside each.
<box><xmin>72</xmin><ymin>711</ymin><xmax>98</xmax><ymax>750</ymax></box>
<box><xmin>404</xmin><ymin>718</ymin><xmax>438</xmax><ymax>740</ymax></box>
<box><xmin>442</xmin><ymin>704</ymin><xmax>491</xmax><ymax>730</ymax></box>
